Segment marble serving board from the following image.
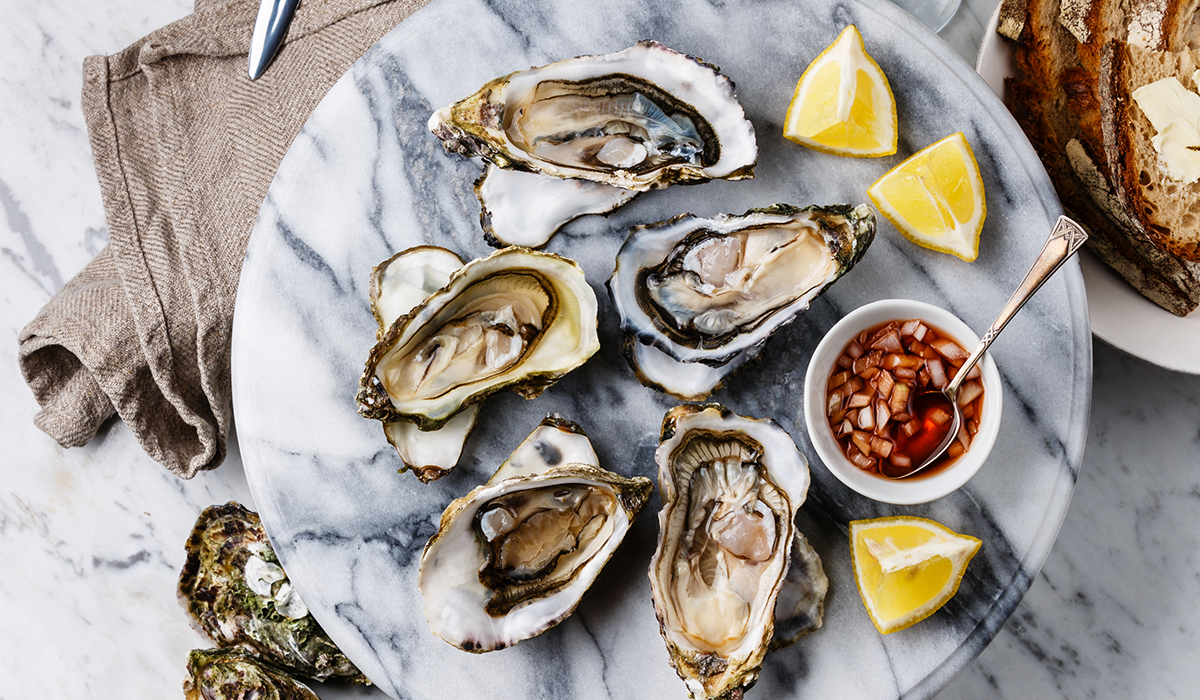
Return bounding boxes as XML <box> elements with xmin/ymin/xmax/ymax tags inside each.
<box><xmin>230</xmin><ymin>0</ymin><xmax>1091</xmax><ymax>698</ymax></box>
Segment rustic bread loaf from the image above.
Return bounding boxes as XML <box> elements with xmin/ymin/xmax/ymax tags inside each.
<box><xmin>1004</xmin><ymin>0</ymin><xmax>1200</xmax><ymax>314</ymax></box>
<box><xmin>1103</xmin><ymin>41</ymin><xmax>1200</xmax><ymax>260</ymax></box>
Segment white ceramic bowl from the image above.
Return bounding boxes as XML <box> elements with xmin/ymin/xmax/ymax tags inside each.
<box><xmin>803</xmin><ymin>299</ymin><xmax>1003</xmax><ymax>505</ymax></box>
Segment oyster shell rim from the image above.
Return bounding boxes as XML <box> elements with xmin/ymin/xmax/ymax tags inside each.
<box><xmin>609</xmin><ymin>203</ymin><xmax>877</xmax><ymax>368</ymax></box>
<box><xmin>429</xmin><ymin>40</ymin><xmax>758</xmax><ymax>192</ymax></box>
<box><xmin>356</xmin><ymin>246</ymin><xmax>600</xmax><ymax>431</ymax></box>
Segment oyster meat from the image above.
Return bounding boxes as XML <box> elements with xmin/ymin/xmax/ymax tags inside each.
<box><xmin>418</xmin><ymin>416</ymin><xmax>651</xmax><ymax>652</ymax></box>
<box><xmin>178</xmin><ymin>503</ymin><xmax>368</xmax><ymax>684</ymax></box>
<box><xmin>184</xmin><ymin>648</ymin><xmax>319</xmax><ymax>700</ymax></box>
<box><xmin>609</xmin><ymin>203</ymin><xmax>875</xmax><ymax>399</ymax></box>
<box><xmin>431</xmin><ymin>41</ymin><xmax>757</xmax><ymax>247</ymax></box>
<box><xmin>649</xmin><ymin>404</ymin><xmax>823</xmax><ymax>700</ymax></box>
<box><xmin>357</xmin><ymin>246</ymin><xmax>600</xmax><ymax>433</ymax></box>
<box><xmin>369</xmin><ymin>246</ymin><xmax>480</xmax><ymax>482</ymax></box>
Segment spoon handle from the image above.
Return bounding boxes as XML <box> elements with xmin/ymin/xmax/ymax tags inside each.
<box><xmin>947</xmin><ymin>215</ymin><xmax>1088</xmax><ymax>394</ymax></box>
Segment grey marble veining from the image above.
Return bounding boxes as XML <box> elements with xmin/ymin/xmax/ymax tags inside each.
<box><xmin>4</xmin><ymin>0</ymin><xmax>1198</xmax><ymax>698</ymax></box>
<box><xmin>231</xmin><ymin>1</ymin><xmax>1087</xmax><ymax>698</ymax></box>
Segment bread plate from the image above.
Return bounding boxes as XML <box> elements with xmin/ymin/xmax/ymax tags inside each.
<box><xmin>976</xmin><ymin>1</ymin><xmax>1200</xmax><ymax>375</ymax></box>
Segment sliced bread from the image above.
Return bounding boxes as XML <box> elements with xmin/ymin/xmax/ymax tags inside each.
<box><xmin>1103</xmin><ymin>41</ymin><xmax>1200</xmax><ymax>260</ymax></box>
<box><xmin>1005</xmin><ymin>0</ymin><xmax>1200</xmax><ymax>314</ymax></box>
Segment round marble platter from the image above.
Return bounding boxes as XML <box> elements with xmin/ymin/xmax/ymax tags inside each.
<box><xmin>230</xmin><ymin>0</ymin><xmax>1092</xmax><ymax>698</ymax></box>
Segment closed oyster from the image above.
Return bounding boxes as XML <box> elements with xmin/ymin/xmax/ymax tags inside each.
<box><xmin>356</xmin><ymin>247</ymin><xmax>600</xmax><ymax>431</ymax></box>
<box><xmin>649</xmin><ymin>405</ymin><xmax>820</xmax><ymax>700</ymax></box>
<box><xmin>609</xmin><ymin>204</ymin><xmax>875</xmax><ymax>399</ymax></box>
<box><xmin>369</xmin><ymin>246</ymin><xmax>480</xmax><ymax>481</ymax></box>
<box><xmin>184</xmin><ymin>648</ymin><xmax>319</xmax><ymax>700</ymax></box>
<box><xmin>418</xmin><ymin>416</ymin><xmax>651</xmax><ymax>653</ymax></box>
<box><xmin>178</xmin><ymin>503</ymin><xmax>368</xmax><ymax>684</ymax></box>
<box><xmin>431</xmin><ymin>41</ymin><xmax>757</xmax><ymax>247</ymax></box>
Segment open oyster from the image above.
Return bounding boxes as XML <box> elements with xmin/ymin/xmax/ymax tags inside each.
<box><xmin>430</xmin><ymin>41</ymin><xmax>757</xmax><ymax>247</ymax></box>
<box><xmin>609</xmin><ymin>204</ymin><xmax>875</xmax><ymax>399</ymax></box>
<box><xmin>649</xmin><ymin>404</ymin><xmax>822</xmax><ymax>700</ymax></box>
<box><xmin>178</xmin><ymin>503</ymin><xmax>368</xmax><ymax>684</ymax></box>
<box><xmin>184</xmin><ymin>648</ymin><xmax>319</xmax><ymax>700</ymax></box>
<box><xmin>369</xmin><ymin>246</ymin><xmax>480</xmax><ymax>481</ymax></box>
<box><xmin>418</xmin><ymin>416</ymin><xmax>651</xmax><ymax>653</ymax></box>
<box><xmin>356</xmin><ymin>247</ymin><xmax>600</xmax><ymax>432</ymax></box>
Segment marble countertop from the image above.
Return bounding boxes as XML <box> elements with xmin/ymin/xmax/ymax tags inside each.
<box><xmin>1</xmin><ymin>1</ymin><xmax>1197</xmax><ymax>698</ymax></box>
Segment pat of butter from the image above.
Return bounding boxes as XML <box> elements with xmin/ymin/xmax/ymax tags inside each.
<box><xmin>1132</xmin><ymin>77</ymin><xmax>1200</xmax><ymax>185</ymax></box>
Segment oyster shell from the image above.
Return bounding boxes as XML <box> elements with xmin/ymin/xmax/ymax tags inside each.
<box><xmin>183</xmin><ymin>648</ymin><xmax>319</xmax><ymax>700</ymax></box>
<box><xmin>418</xmin><ymin>416</ymin><xmax>651</xmax><ymax>653</ymax></box>
<box><xmin>432</xmin><ymin>41</ymin><xmax>757</xmax><ymax>248</ymax></box>
<box><xmin>771</xmin><ymin>531</ymin><xmax>828</xmax><ymax>650</ymax></box>
<box><xmin>649</xmin><ymin>404</ymin><xmax>819</xmax><ymax>700</ymax></box>
<box><xmin>476</xmin><ymin>165</ymin><xmax>638</xmax><ymax>249</ymax></box>
<box><xmin>430</xmin><ymin>41</ymin><xmax>756</xmax><ymax>192</ymax></box>
<box><xmin>369</xmin><ymin>246</ymin><xmax>480</xmax><ymax>481</ymax></box>
<box><xmin>356</xmin><ymin>247</ymin><xmax>600</xmax><ymax>431</ymax></box>
<box><xmin>178</xmin><ymin>503</ymin><xmax>368</xmax><ymax>684</ymax></box>
<box><xmin>609</xmin><ymin>203</ymin><xmax>875</xmax><ymax>399</ymax></box>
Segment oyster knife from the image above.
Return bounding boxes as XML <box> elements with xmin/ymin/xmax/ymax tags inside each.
<box><xmin>248</xmin><ymin>0</ymin><xmax>299</xmax><ymax>80</ymax></box>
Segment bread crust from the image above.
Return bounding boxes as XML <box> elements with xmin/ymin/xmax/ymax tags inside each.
<box><xmin>1104</xmin><ymin>41</ymin><xmax>1200</xmax><ymax>261</ymax></box>
<box><xmin>1004</xmin><ymin>0</ymin><xmax>1200</xmax><ymax>313</ymax></box>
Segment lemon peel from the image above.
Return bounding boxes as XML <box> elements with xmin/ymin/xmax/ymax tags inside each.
<box><xmin>850</xmin><ymin>515</ymin><xmax>981</xmax><ymax>634</ymax></box>
<box><xmin>784</xmin><ymin>25</ymin><xmax>898</xmax><ymax>157</ymax></box>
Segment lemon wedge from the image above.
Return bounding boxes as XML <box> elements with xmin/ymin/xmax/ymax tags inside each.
<box><xmin>850</xmin><ymin>516</ymin><xmax>981</xmax><ymax>634</ymax></box>
<box><xmin>867</xmin><ymin>131</ymin><xmax>987</xmax><ymax>261</ymax></box>
<box><xmin>784</xmin><ymin>25</ymin><xmax>898</xmax><ymax>157</ymax></box>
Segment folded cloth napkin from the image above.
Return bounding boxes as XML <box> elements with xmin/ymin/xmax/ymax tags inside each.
<box><xmin>19</xmin><ymin>0</ymin><xmax>430</xmax><ymax>477</ymax></box>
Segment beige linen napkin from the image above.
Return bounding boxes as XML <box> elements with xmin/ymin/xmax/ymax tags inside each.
<box><xmin>19</xmin><ymin>0</ymin><xmax>430</xmax><ymax>477</ymax></box>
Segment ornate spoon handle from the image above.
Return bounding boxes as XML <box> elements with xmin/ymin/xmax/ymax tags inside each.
<box><xmin>947</xmin><ymin>215</ymin><xmax>1088</xmax><ymax>395</ymax></box>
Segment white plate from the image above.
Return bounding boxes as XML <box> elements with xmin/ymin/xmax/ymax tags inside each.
<box><xmin>975</xmin><ymin>2</ymin><xmax>1200</xmax><ymax>374</ymax></box>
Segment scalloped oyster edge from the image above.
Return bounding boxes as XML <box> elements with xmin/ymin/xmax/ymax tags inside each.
<box><xmin>356</xmin><ymin>246</ymin><xmax>600</xmax><ymax>431</ymax></box>
<box><xmin>177</xmin><ymin>503</ymin><xmax>369</xmax><ymax>684</ymax></box>
<box><xmin>418</xmin><ymin>416</ymin><xmax>651</xmax><ymax>653</ymax></box>
<box><xmin>609</xmin><ymin>203</ymin><xmax>875</xmax><ymax>399</ymax></box>
<box><xmin>429</xmin><ymin>40</ymin><xmax>757</xmax><ymax>192</ymax></box>
<box><xmin>648</xmin><ymin>404</ymin><xmax>820</xmax><ymax>700</ymax></box>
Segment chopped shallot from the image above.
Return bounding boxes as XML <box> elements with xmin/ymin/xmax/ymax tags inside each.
<box><xmin>825</xmin><ymin>317</ymin><xmax>986</xmax><ymax>478</ymax></box>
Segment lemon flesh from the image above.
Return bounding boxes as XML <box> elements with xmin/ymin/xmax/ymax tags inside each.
<box><xmin>784</xmin><ymin>25</ymin><xmax>897</xmax><ymax>157</ymax></box>
<box><xmin>867</xmin><ymin>131</ymin><xmax>987</xmax><ymax>261</ymax></box>
<box><xmin>850</xmin><ymin>516</ymin><xmax>981</xmax><ymax>634</ymax></box>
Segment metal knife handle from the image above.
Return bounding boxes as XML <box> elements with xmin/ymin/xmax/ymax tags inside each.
<box><xmin>249</xmin><ymin>0</ymin><xmax>300</xmax><ymax>80</ymax></box>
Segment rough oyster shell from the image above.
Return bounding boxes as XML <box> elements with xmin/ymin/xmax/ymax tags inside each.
<box><xmin>649</xmin><ymin>404</ymin><xmax>819</xmax><ymax>700</ymax></box>
<box><xmin>609</xmin><ymin>203</ymin><xmax>875</xmax><ymax>399</ymax></box>
<box><xmin>418</xmin><ymin>416</ymin><xmax>651</xmax><ymax>653</ymax></box>
<box><xmin>356</xmin><ymin>246</ymin><xmax>599</xmax><ymax>431</ymax></box>
<box><xmin>177</xmin><ymin>503</ymin><xmax>368</xmax><ymax>684</ymax></box>
<box><xmin>430</xmin><ymin>41</ymin><xmax>757</xmax><ymax>192</ymax></box>
<box><xmin>183</xmin><ymin>648</ymin><xmax>319</xmax><ymax>700</ymax></box>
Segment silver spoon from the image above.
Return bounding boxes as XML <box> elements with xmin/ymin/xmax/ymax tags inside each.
<box><xmin>882</xmin><ymin>215</ymin><xmax>1088</xmax><ymax>479</ymax></box>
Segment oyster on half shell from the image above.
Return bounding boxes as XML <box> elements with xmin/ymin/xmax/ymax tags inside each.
<box><xmin>649</xmin><ymin>404</ymin><xmax>822</xmax><ymax>700</ymax></box>
<box><xmin>369</xmin><ymin>246</ymin><xmax>480</xmax><ymax>481</ymax></box>
<box><xmin>609</xmin><ymin>204</ymin><xmax>875</xmax><ymax>399</ymax></box>
<box><xmin>431</xmin><ymin>41</ymin><xmax>757</xmax><ymax>247</ymax></box>
<box><xmin>357</xmin><ymin>247</ymin><xmax>600</xmax><ymax>433</ymax></box>
<box><xmin>418</xmin><ymin>416</ymin><xmax>651</xmax><ymax>653</ymax></box>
